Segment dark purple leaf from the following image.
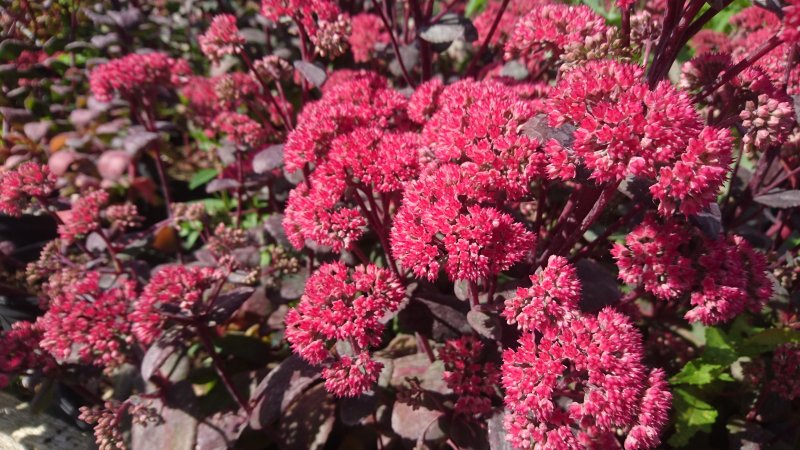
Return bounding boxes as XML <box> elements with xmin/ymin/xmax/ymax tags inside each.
<box><xmin>90</xmin><ymin>33</ymin><xmax>120</xmax><ymax>49</ymax></box>
<box><xmin>252</xmin><ymin>144</ymin><xmax>284</xmax><ymax>174</ymax></box>
<box><xmin>131</xmin><ymin>392</ymin><xmax>198</xmax><ymax>450</ymax></box>
<box><xmin>793</xmin><ymin>95</ymin><xmax>800</xmax><ymax>124</ymax></box>
<box><xmin>278</xmin><ymin>384</ymin><xmax>335</xmax><ymax>450</ymax></box>
<box><xmin>98</xmin><ymin>150</ymin><xmax>132</xmax><ymax>180</ymax></box>
<box><xmin>689</xmin><ymin>203</ymin><xmax>723</xmax><ymax>238</ymax></box>
<box><xmin>0</xmin><ymin>107</ymin><xmax>32</xmax><ymax>123</ymax></box>
<box><xmin>755</xmin><ymin>0</ymin><xmax>785</xmax><ymax>17</ymax></box>
<box><xmin>339</xmin><ymin>392</ymin><xmax>377</xmax><ymax>426</ymax></box>
<box><xmin>293</xmin><ymin>61</ymin><xmax>327</xmax><ymax>88</ymax></box>
<box><xmin>419</xmin><ymin>14</ymin><xmax>478</xmax><ymax>44</ymax></box>
<box><xmin>754</xmin><ymin>190</ymin><xmax>800</xmax><ymax>209</ymax></box>
<box><xmin>210</xmin><ymin>287</ymin><xmax>256</xmax><ymax>323</ymax></box>
<box><xmin>141</xmin><ymin>341</ymin><xmax>178</xmax><ymax>381</ymax></box>
<box><xmin>279</xmin><ymin>270</ymin><xmax>308</xmax><ymax>300</ymax></box>
<box><xmin>206</xmin><ymin>178</ymin><xmax>241</xmax><ymax>193</ymax></box>
<box><xmin>575</xmin><ymin>259</ymin><xmax>621</xmax><ymax>313</ymax></box>
<box><xmin>196</xmin><ymin>410</ymin><xmax>248</xmax><ymax>450</ymax></box>
<box><xmin>389</xmin><ymin>353</ymin><xmax>450</xmax><ymax>393</ymax></box>
<box><xmin>123</xmin><ymin>130</ymin><xmax>159</xmax><ymax>155</ymax></box>
<box><xmin>47</xmin><ymin>150</ymin><xmax>83</xmax><ymax>176</ymax></box>
<box><xmin>618</xmin><ymin>175</ymin><xmax>653</xmax><ymax>201</ymax></box>
<box><xmin>249</xmin><ymin>355</ymin><xmax>320</xmax><ymax>430</ymax></box>
<box><xmin>391</xmin><ymin>401</ymin><xmax>445</xmax><ymax>441</ymax></box>
<box><xmin>264</xmin><ymin>213</ymin><xmax>290</xmax><ymax>247</ymax></box>
<box><xmin>413</xmin><ymin>297</ymin><xmax>472</xmax><ymax>339</ymax></box>
<box><xmin>467</xmin><ymin>309</ymin><xmax>501</xmax><ymax>340</ymax></box>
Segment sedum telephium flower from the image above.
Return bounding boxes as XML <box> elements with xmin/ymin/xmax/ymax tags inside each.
<box><xmin>260</xmin><ymin>0</ymin><xmax>340</xmax><ymax>38</ymax></box>
<box><xmin>348</xmin><ymin>13</ymin><xmax>388</xmax><ymax>63</ymax></box>
<box><xmin>420</xmin><ymin>79</ymin><xmax>546</xmax><ymax>202</ymax></box>
<box><xmin>0</xmin><ymin>162</ymin><xmax>56</xmax><ymax>216</ymax></box>
<box><xmin>439</xmin><ymin>336</ymin><xmax>500</xmax><ymax>416</ymax></box>
<box><xmin>131</xmin><ymin>265</ymin><xmax>223</xmax><ymax>345</ymax></box>
<box><xmin>612</xmin><ymin>215</ymin><xmax>696</xmax><ymax>301</ymax></box>
<box><xmin>503</xmin><ymin>256</ymin><xmax>582</xmax><ymax>337</ymax></box>
<box><xmin>769</xmin><ymin>344</ymin><xmax>800</xmax><ymax>400</ymax></box>
<box><xmin>89</xmin><ymin>52</ymin><xmax>190</xmax><ymax>102</ymax></box>
<box><xmin>57</xmin><ymin>190</ymin><xmax>109</xmax><ymax>243</ymax></box>
<box><xmin>614</xmin><ymin>217</ymin><xmax>772</xmax><ymax>325</ymax></box>
<box><xmin>0</xmin><ymin>321</ymin><xmax>54</xmax><ymax>387</ymax></box>
<box><xmin>39</xmin><ymin>272</ymin><xmax>136</xmax><ymax>369</ymax></box>
<box><xmin>285</xmin><ymin>263</ymin><xmax>403</xmax><ymax>397</ymax></box>
<box><xmin>502</xmin><ymin>308</ymin><xmax>671</xmax><ymax>449</ymax></box>
<box><xmin>212</xmin><ymin>111</ymin><xmax>268</xmax><ymax>148</ymax></box>
<box><xmin>391</xmin><ymin>164</ymin><xmax>535</xmax><ymax>282</ymax></box>
<box><xmin>199</xmin><ymin>14</ymin><xmax>244</xmax><ymax>63</ymax></box>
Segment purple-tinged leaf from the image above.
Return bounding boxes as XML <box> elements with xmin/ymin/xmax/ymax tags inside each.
<box><xmin>519</xmin><ymin>114</ymin><xmax>575</xmax><ymax>147</ymax></box>
<box><xmin>264</xmin><ymin>213</ymin><xmax>291</xmax><ymax>247</ymax></box>
<box><xmin>293</xmin><ymin>61</ymin><xmax>327</xmax><ymax>88</ymax></box>
<box><xmin>249</xmin><ymin>355</ymin><xmax>320</xmax><ymax>430</ymax></box>
<box><xmin>123</xmin><ymin>130</ymin><xmax>159</xmax><ymax>155</ymax></box>
<box><xmin>754</xmin><ymin>190</ymin><xmax>800</xmax><ymax>209</ymax></box>
<box><xmin>252</xmin><ymin>144</ymin><xmax>284</xmax><ymax>174</ymax></box>
<box><xmin>689</xmin><ymin>203</ymin><xmax>723</xmax><ymax>238</ymax></box>
<box><xmin>391</xmin><ymin>401</ymin><xmax>445</xmax><ymax>441</ymax></box>
<box><xmin>196</xmin><ymin>410</ymin><xmax>249</xmax><ymax>450</ymax></box>
<box><xmin>98</xmin><ymin>150</ymin><xmax>132</xmax><ymax>181</ymax></box>
<box><xmin>23</xmin><ymin>121</ymin><xmax>50</xmax><ymax>142</ymax></box>
<box><xmin>206</xmin><ymin>178</ymin><xmax>240</xmax><ymax>193</ymax></box>
<box><xmin>467</xmin><ymin>309</ymin><xmax>502</xmax><ymax>340</ymax></box>
<box><xmin>210</xmin><ymin>287</ymin><xmax>255</xmax><ymax>323</ymax></box>
<box><xmin>575</xmin><ymin>259</ymin><xmax>621</xmax><ymax>313</ymax></box>
<box><xmin>141</xmin><ymin>341</ymin><xmax>178</xmax><ymax>381</ymax></box>
<box><xmin>487</xmin><ymin>410</ymin><xmax>514</xmax><ymax>450</ymax></box>
<box><xmin>419</xmin><ymin>14</ymin><xmax>478</xmax><ymax>44</ymax></box>
<box><xmin>279</xmin><ymin>384</ymin><xmax>335</xmax><ymax>450</ymax></box>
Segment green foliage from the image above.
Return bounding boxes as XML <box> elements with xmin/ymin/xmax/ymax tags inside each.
<box><xmin>189</xmin><ymin>168</ymin><xmax>218</xmax><ymax>190</ymax></box>
<box><xmin>669</xmin><ymin>322</ymin><xmax>800</xmax><ymax>446</ymax></box>
<box><xmin>465</xmin><ymin>0</ymin><xmax>488</xmax><ymax>17</ymax></box>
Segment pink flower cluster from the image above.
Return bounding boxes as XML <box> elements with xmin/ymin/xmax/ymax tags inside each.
<box><xmin>284</xmin><ymin>262</ymin><xmax>404</xmax><ymax>397</ymax></box>
<box><xmin>348</xmin><ymin>13</ymin><xmax>388</xmax><ymax>63</ymax></box>
<box><xmin>504</xmin><ymin>4</ymin><xmax>608</xmax><ymax>70</ymax></box>
<box><xmin>547</xmin><ymin>60</ymin><xmax>732</xmax><ymax>216</ymax></box>
<box><xmin>613</xmin><ymin>216</ymin><xmax>773</xmax><ymax>324</ymax></box>
<box><xmin>199</xmin><ymin>14</ymin><xmax>244</xmax><ymax>63</ymax></box>
<box><xmin>131</xmin><ymin>265</ymin><xmax>222</xmax><ymax>345</ymax></box>
<box><xmin>474</xmin><ymin>0</ymin><xmax>543</xmax><ymax>47</ymax></box>
<box><xmin>57</xmin><ymin>189</ymin><xmax>109</xmax><ymax>243</ymax></box>
<box><xmin>0</xmin><ymin>162</ymin><xmax>56</xmax><ymax>216</ymax></box>
<box><xmin>0</xmin><ymin>321</ymin><xmax>54</xmax><ymax>387</ymax></box>
<box><xmin>769</xmin><ymin>344</ymin><xmax>800</xmax><ymax>400</ymax></box>
<box><xmin>391</xmin><ymin>164</ymin><xmax>535</xmax><ymax>282</ymax></box>
<box><xmin>39</xmin><ymin>271</ymin><xmax>136</xmax><ymax>369</ymax></box>
<box><xmin>212</xmin><ymin>111</ymin><xmax>268</xmax><ymax>148</ymax></box>
<box><xmin>89</xmin><ymin>52</ymin><xmax>191</xmax><ymax>102</ymax></box>
<box><xmin>439</xmin><ymin>336</ymin><xmax>500</xmax><ymax>416</ymax></box>
<box><xmin>260</xmin><ymin>0</ymin><xmax>340</xmax><ymax>37</ymax></box>
<box><xmin>502</xmin><ymin>258</ymin><xmax>670</xmax><ymax>449</ymax></box>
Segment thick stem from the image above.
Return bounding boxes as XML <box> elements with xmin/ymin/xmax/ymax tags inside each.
<box><xmin>140</xmin><ymin>101</ymin><xmax>174</xmax><ymax>219</ymax></box>
<box><xmin>235</xmin><ymin>151</ymin><xmax>245</xmax><ymax>227</ymax></box>
<box><xmin>621</xmin><ymin>6</ymin><xmax>631</xmax><ymax>49</ymax></box>
<box><xmin>378</xmin><ymin>0</ymin><xmax>417</xmax><ymax>87</ymax></box>
<box><xmin>415</xmin><ymin>331</ymin><xmax>436</xmax><ymax>363</ymax></box>
<box><xmin>241</xmin><ymin>52</ymin><xmax>294</xmax><ymax>130</ymax></box>
<box><xmin>197</xmin><ymin>326</ymin><xmax>252</xmax><ymax>414</ymax></box>
<box><xmin>698</xmin><ymin>33</ymin><xmax>783</xmax><ymax>100</ymax></box>
<box><xmin>557</xmin><ymin>182</ymin><xmax>619</xmax><ymax>256</ymax></box>
<box><xmin>465</xmin><ymin>0</ymin><xmax>511</xmax><ymax>77</ymax></box>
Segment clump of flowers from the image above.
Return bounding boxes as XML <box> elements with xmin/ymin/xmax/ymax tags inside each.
<box><xmin>614</xmin><ymin>217</ymin><xmax>772</xmax><ymax>325</ymax></box>
<box><xmin>312</xmin><ymin>13</ymin><xmax>351</xmax><ymax>58</ymax></box>
<box><xmin>38</xmin><ymin>271</ymin><xmax>136</xmax><ymax>369</ymax></box>
<box><xmin>348</xmin><ymin>13</ymin><xmax>388</xmax><ymax>63</ymax></box>
<box><xmin>89</xmin><ymin>52</ymin><xmax>190</xmax><ymax>102</ymax></box>
<box><xmin>131</xmin><ymin>265</ymin><xmax>223</xmax><ymax>345</ymax></box>
<box><xmin>57</xmin><ymin>190</ymin><xmax>109</xmax><ymax>243</ymax></box>
<box><xmin>199</xmin><ymin>14</ymin><xmax>245</xmax><ymax>63</ymax></box>
<box><xmin>0</xmin><ymin>162</ymin><xmax>56</xmax><ymax>216</ymax></box>
<box><xmin>0</xmin><ymin>321</ymin><xmax>53</xmax><ymax>387</ymax></box>
<box><xmin>439</xmin><ymin>336</ymin><xmax>500</xmax><ymax>416</ymax></box>
<box><xmin>284</xmin><ymin>262</ymin><xmax>403</xmax><ymax>397</ymax></box>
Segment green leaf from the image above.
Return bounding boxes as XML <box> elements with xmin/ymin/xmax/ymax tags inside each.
<box><xmin>741</xmin><ymin>328</ymin><xmax>800</xmax><ymax>355</ymax></box>
<box><xmin>189</xmin><ymin>168</ymin><xmax>218</xmax><ymax>190</ymax></box>
<box><xmin>465</xmin><ymin>0</ymin><xmax>487</xmax><ymax>17</ymax></box>
<box><xmin>703</xmin><ymin>327</ymin><xmax>737</xmax><ymax>365</ymax></box>
<box><xmin>671</xmin><ymin>360</ymin><xmax>725</xmax><ymax>386</ymax></box>
<box><xmin>668</xmin><ymin>388</ymin><xmax>718</xmax><ymax>447</ymax></box>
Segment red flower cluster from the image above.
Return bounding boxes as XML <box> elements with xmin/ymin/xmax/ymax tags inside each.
<box><xmin>348</xmin><ymin>13</ymin><xmax>388</xmax><ymax>63</ymax></box>
<box><xmin>0</xmin><ymin>162</ymin><xmax>56</xmax><ymax>216</ymax></box>
<box><xmin>284</xmin><ymin>262</ymin><xmax>403</xmax><ymax>397</ymax></box>
<box><xmin>614</xmin><ymin>216</ymin><xmax>772</xmax><ymax>324</ymax></box>
<box><xmin>57</xmin><ymin>189</ymin><xmax>109</xmax><ymax>243</ymax></box>
<box><xmin>199</xmin><ymin>14</ymin><xmax>244</xmax><ymax>63</ymax></box>
<box><xmin>0</xmin><ymin>321</ymin><xmax>53</xmax><ymax>387</ymax></box>
<box><xmin>260</xmin><ymin>0</ymin><xmax>340</xmax><ymax>37</ymax></box>
<box><xmin>89</xmin><ymin>52</ymin><xmax>191</xmax><ymax>102</ymax></box>
<box><xmin>439</xmin><ymin>336</ymin><xmax>500</xmax><ymax>416</ymax></box>
<box><xmin>212</xmin><ymin>111</ymin><xmax>268</xmax><ymax>148</ymax></box>
<box><xmin>547</xmin><ymin>60</ymin><xmax>732</xmax><ymax>216</ymax></box>
<box><xmin>39</xmin><ymin>272</ymin><xmax>136</xmax><ymax>369</ymax></box>
<box><xmin>131</xmin><ymin>265</ymin><xmax>222</xmax><ymax>345</ymax></box>
<box><xmin>391</xmin><ymin>164</ymin><xmax>535</xmax><ymax>282</ymax></box>
<box><xmin>502</xmin><ymin>258</ymin><xmax>670</xmax><ymax>449</ymax></box>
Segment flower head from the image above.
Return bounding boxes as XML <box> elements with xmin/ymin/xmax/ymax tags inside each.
<box><xmin>349</xmin><ymin>13</ymin><xmax>388</xmax><ymax>63</ymax></box>
<box><xmin>322</xmin><ymin>352</ymin><xmax>383</xmax><ymax>397</ymax></box>
<box><xmin>131</xmin><ymin>265</ymin><xmax>222</xmax><ymax>345</ymax></box>
<box><xmin>39</xmin><ymin>272</ymin><xmax>136</xmax><ymax>369</ymax></box>
<box><xmin>89</xmin><ymin>52</ymin><xmax>190</xmax><ymax>102</ymax></box>
<box><xmin>439</xmin><ymin>336</ymin><xmax>500</xmax><ymax>416</ymax></box>
<box><xmin>212</xmin><ymin>111</ymin><xmax>269</xmax><ymax>148</ymax></box>
<box><xmin>57</xmin><ymin>190</ymin><xmax>109</xmax><ymax>243</ymax></box>
<box><xmin>199</xmin><ymin>14</ymin><xmax>244</xmax><ymax>63</ymax></box>
<box><xmin>0</xmin><ymin>321</ymin><xmax>54</xmax><ymax>387</ymax></box>
<box><xmin>0</xmin><ymin>162</ymin><xmax>56</xmax><ymax>216</ymax></box>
